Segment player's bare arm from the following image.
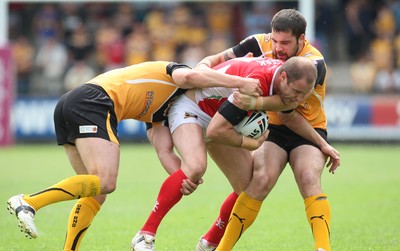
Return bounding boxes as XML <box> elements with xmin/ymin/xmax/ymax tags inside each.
<box><xmin>206</xmin><ymin>111</ymin><xmax>268</xmax><ymax>151</ymax></box>
<box><xmin>146</xmin><ymin>124</ymin><xmax>181</xmax><ymax>175</ymax></box>
<box><xmin>147</xmin><ymin>124</ymin><xmax>204</xmax><ymax>196</ymax></box>
<box><xmin>172</xmin><ymin>67</ymin><xmax>262</xmax><ymax>96</ymax></box>
<box><xmin>232</xmin><ymin>91</ymin><xmax>299</xmax><ymax>111</ymax></box>
<box><xmin>278</xmin><ymin>110</ymin><xmax>341</xmax><ymax>173</ymax></box>
<box><xmin>196</xmin><ymin>48</ymin><xmax>237</xmax><ymax>68</ymax></box>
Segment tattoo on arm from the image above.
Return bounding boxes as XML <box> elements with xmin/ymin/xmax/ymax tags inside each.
<box><xmin>223</xmin><ymin>51</ymin><xmax>236</xmax><ymax>62</ymax></box>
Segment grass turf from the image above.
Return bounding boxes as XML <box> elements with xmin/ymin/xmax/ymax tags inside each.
<box><xmin>0</xmin><ymin>143</ymin><xmax>399</xmax><ymax>250</ymax></box>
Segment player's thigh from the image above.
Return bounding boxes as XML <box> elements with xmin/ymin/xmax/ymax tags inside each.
<box><xmin>172</xmin><ymin>123</ymin><xmax>207</xmax><ymax>176</ymax></box>
<box><xmin>75</xmin><ymin>137</ymin><xmax>120</xmax><ymax>181</ymax></box>
<box><xmin>207</xmin><ymin>142</ymin><xmax>253</xmax><ymax>193</ymax></box>
<box><xmin>247</xmin><ymin>142</ymin><xmax>287</xmax><ymax>200</ymax></box>
<box><xmin>289</xmin><ymin>144</ymin><xmax>327</xmax><ymax>197</ymax></box>
<box><xmin>253</xmin><ymin>141</ymin><xmax>287</xmax><ymax>180</ymax></box>
<box><xmin>63</xmin><ymin>144</ymin><xmax>87</xmax><ymax>174</ymax></box>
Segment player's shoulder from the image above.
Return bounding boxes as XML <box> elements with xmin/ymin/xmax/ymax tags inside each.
<box><xmin>300</xmin><ymin>40</ymin><xmax>325</xmax><ymax>61</ymax></box>
<box><xmin>300</xmin><ymin>41</ymin><xmax>327</xmax><ymax>85</ymax></box>
<box><xmin>242</xmin><ymin>33</ymin><xmax>272</xmax><ymax>44</ymax></box>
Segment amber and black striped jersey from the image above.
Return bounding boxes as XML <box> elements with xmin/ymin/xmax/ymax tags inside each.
<box><xmin>232</xmin><ymin>33</ymin><xmax>327</xmax><ymax>130</ymax></box>
<box><xmin>88</xmin><ymin>61</ymin><xmax>186</xmax><ymax>123</ymax></box>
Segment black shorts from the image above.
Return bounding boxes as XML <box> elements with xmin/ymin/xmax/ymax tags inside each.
<box><xmin>266</xmin><ymin>124</ymin><xmax>328</xmax><ymax>155</ymax></box>
<box><xmin>54</xmin><ymin>84</ymin><xmax>119</xmax><ymax>145</ymax></box>
<box><xmin>145</xmin><ymin>120</ymin><xmax>169</xmax><ymax>131</ymax></box>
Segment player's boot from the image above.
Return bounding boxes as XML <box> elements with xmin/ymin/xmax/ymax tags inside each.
<box><xmin>131</xmin><ymin>232</ymin><xmax>155</xmax><ymax>251</ymax></box>
<box><xmin>196</xmin><ymin>237</ymin><xmax>217</xmax><ymax>251</ymax></box>
<box><xmin>316</xmin><ymin>249</ymin><xmax>327</xmax><ymax>251</ymax></box>
<box><xmin>7</xmin><ymin>194</ymin><xmax>38</xmax><ymax>239</ymax></box>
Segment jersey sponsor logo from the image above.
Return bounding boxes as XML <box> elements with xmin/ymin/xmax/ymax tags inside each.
<box><xmin>139</xmin><ymin>91</ymin><xmax>154</xmax><ymax>118</ymax></box>
<box><xmin>79</xmin><ymin>125</ymin><xmax>98</xmax><ymax>133</ymax></box>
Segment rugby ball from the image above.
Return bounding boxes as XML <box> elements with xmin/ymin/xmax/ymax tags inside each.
<box><xmin>234</xmin><ymin>111</ymin><xmax>268</xmax><ymax>139</ymax></box>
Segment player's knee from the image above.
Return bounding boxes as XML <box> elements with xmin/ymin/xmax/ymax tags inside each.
<box><xmin>182</xmin><ymin>160</ymin><xmax>206</xmax><ymax>181</ymax></box>
<box><xmin>298</xmin><ymin>169</ymin><xmax>319</xmax><ymax>188</ymax></box>
<box><xmin>100</xmin><ymin>179</ymin><xmax>117</xmax><ymax>194</ymax></box>
<box><xmin>252</xmin><ymin>172</ymin><xmax>275</xmax><ymax>199</ymax></box>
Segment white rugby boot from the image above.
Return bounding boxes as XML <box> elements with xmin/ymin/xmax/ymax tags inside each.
<box><xmin>196</xmin><ymin>237</ymin><xmax>217</xmax><ymax>251</ymax></box>
<box><xmin>131</xmin><ymin>231</ymin><xmax>155</xmax><ymax>251</ymax></box>
<box><xmin>7</xmin><ymin>194</ymin><xmax>38</xmax><ymax>238</ymax></box>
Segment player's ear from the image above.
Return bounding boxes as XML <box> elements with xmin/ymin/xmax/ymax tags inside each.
<box><xmin>298</xmin><ymin>33</ymin><xmax>305</xmax><ymax>44</ymax></box>
<box><xmin>280</xmin><ymin>71</ymin><xmax>287</xmax><ymax>81</ymax></box>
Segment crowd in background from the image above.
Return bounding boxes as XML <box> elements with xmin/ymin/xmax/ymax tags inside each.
<box><xmin>7</xmin><ymin>0</ymin><xmax>400</xmax><ymax>97</ymax></box>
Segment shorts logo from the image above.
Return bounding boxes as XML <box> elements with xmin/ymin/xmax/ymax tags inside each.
<box><xmin>79</xmin><ymin>125</ymin><xmax>98</xmax><ymax>133</ymax></box>
<box><xmin>184</xmin><ymin>112</ymin><xmax>198</xmax><ymax>119</ymax></box>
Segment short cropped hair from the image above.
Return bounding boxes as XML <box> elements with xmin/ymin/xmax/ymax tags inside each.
<box><xmin>280</xmin><ymin>56</ymin><xmax>317</xmax><ymax>87</ymax></box>
<box><xmin>271</xmin><ymin>9</ymin><xmax>307</xmax><ymax>40</ymax></box>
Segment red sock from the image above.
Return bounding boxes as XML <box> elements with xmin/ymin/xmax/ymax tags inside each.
<box><xmin>202</xmin><ymin>191</ymin><xmax>239</xmax><ymax>246</ymax></box>
<box><xmin>140</xmin><ymin>169</ymin><xmax>187</xmax><ymax>235</ymax></box>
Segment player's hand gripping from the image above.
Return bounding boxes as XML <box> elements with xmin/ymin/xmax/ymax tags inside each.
<box><xmin>237</xmin><ymin>79</ymin><xmax>263</xmax><ymax>98</ymax></box>
<box><xmin>320</xmin><ymin>144</ymin><xmax>341</xmax><ymax>174</ymax></box>
<box><xmin>181</xmin><ymin>178</ymin><xmax>203</xmax><ymax>196</ymax></box>
<box><xmin>232</xmin><ymin>91</ymin><xmax>263</xmax><ymax>110</ymax></box>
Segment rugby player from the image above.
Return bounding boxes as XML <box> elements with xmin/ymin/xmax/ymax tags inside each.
<box><xmin>6</xmin><ymin>60</ymin><xmax>261</xmax><ymax>251</ymax></box>
<box><xmin>196</xmin><ymin>9</ymin><xmax>341</xmax><ymax>251</ymax></box>
<box><xmin>131</xmin><ymin>56</ymin><xmax>317</xmax><ymax>251</ymax></box>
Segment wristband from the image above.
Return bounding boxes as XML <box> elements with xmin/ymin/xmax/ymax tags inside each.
<box><xmin>249</xmin><ymin>96</ymin><xmax>263</xmax><ymax>110</ymax></box>
<box><xmin>240</xmin><ymin>135</ymin><xmax>258</xmax><ymax>150</ymax></box>
<box><xmin>255</xmin><ymin>97</ymin><xmax>264</xmax><ymax>110</ymax></box>
<box><xmin>249</xmin><ymin>96</ymin><xmax>257</xmax><ymax>110</ymax></box>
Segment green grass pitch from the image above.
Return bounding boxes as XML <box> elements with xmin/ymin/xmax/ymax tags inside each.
<box><xmin>1</xmin><ymin>143</ymin><xmax>399</xmax><ymax>250</ymax></box>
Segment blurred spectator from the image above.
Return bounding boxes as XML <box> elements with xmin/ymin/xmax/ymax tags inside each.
<box><xmin>32</xmin><ymin>4</ymin><xmax>63</xmax><ymax>46</ymax></box>
<box><xmin>179</xmin><ymin>42</ymin><xmax>207</xmax><ymax>68</ymax></box>
<box><xmin>63</xmin><ymin>61</ymin><xmax>96</xmax><ymax>92</ymax></box>
<box><xmin>66</xmin><ymin>24</ymin><xmax>93</xmax><ymax>62</ymax></box>
<box><xmin>387</xmin><ymin>0</ymin><xmax>400</xmax><ymax>33</ymax></box>
<box><xmin>374</xmin><ymin>64</ymin><xmax>400</xmax><ymax>93</ymax></box>
<box><xmin>343</xmin><ymin>0</ymin><xmax>376</xmax><ymax>61</ymax></box>
<box><xmin>206</xmin><ymin>3</ymin><xmax>234</xmax><ymax>42</ymax></box>
<box><xmin>207</xmin><ymin>33</ymin><xmax>232</xmax><ymax>55</ymax></box>
<box><xmin>11</xmin><ymin>36</ymin><xmax>35</xmax><ymax>95</ymax></box>
<box><xmin>125</xmin><ymin>23</ymin><xmax>152</xmax><ymax>65</ymax></box>
<box><xmin>350</xmin><ymin>51</ymin><xmax>376</xmax><ymax>93</ymax></box>
<box><xmin>33</xmin><ymin>35</ymin><xmax>68</xmax><ymax>97</ymax></box>
<box><xmin>113</xmin><ymin>3</ymin><xmax>135</xmax><ymax>38</ymax></box>
<box><xmin>370</xmin><ymin>35</ymin><xmax>394</xmax><ymax>71</ymax></box>
<box><xmin>94</xmin><ymin>20</ymin><xmax>124</xmax><ymax>71</ymax></box>
<box><xmin>145</xmin><ymin>8</ymin><xmax>176</xmax><ymax>61</ymax></box>
<box><xmin>315</xmin><ymin>0</ymin><xmax>336</xmax><ymax>60</ymax></box>
<box><xmin>369</xmin><ymin>3</ymin><xmax>397</xmax><ymax>93</ymax></box>
<box><xmin>9</xmin><ymin>1</ymin><xmax>400</xmax><ymax>96</ymax></box>
<box><xmin>60</xmin><ymin>3</ymin><xmax>83</xmax><ymax>41</ymax></box>
<box><xmin>243</xmin><ymin>2</ymin><xmax>273</xmax><ymax>37</ymax></box>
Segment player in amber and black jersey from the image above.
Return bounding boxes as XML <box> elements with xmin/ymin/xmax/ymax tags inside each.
<box><xmin>6</xmin><ymin>60</ymin><xmax>261</xmax><ymax>251</ymax></box>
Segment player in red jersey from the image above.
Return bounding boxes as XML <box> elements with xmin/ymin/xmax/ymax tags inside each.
<box><xmin>131</xmin><ymin>56</ymin><xmax>318</xmax><ymax>251</ymax></box>
<box><xmin>196</xmin><ymin>9</ymin><xmax>340</xmax><ymax>251</ymax></box>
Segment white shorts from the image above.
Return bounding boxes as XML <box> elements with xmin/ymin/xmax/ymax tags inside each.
<box><xmin>168</xmin><ymin>94</ymin><xmax>212</xmax><ymax>136</ymax></box>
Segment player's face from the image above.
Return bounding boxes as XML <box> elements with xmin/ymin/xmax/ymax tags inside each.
<box><xmin>279</xmin><ymin>72</ymin><xmax>313</xmax><ymax>105</ymax></box>
<box><xmin>271</xmin><ymin>30</ymin><xmax>303</xmax><ymax>61</ymax></box>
